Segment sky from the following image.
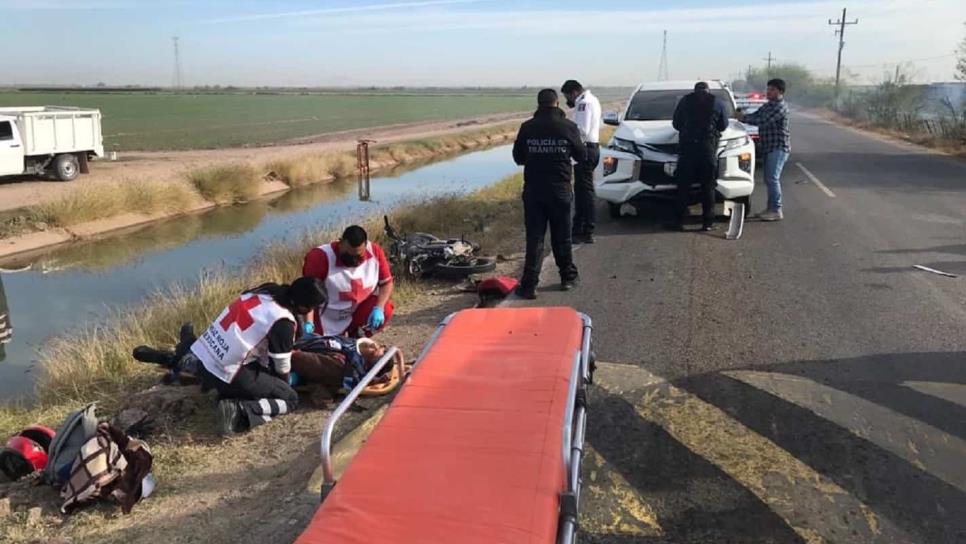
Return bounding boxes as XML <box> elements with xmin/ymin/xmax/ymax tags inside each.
<box><xmin>1</xmin><ymin>0</ymin><xmax>963</xmax><ymax>87</ymax></box>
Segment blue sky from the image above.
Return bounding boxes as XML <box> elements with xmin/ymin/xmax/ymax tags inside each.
<box><xmin>1</xmin><ymin>0</ymin><xmax>962</xmax><ymax>86</ymax></box>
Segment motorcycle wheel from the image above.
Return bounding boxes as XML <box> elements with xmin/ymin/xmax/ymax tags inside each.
<box><xmin>406</xmin><ymin>258</ymin><xmax>425</xmax><ymax>278</ymax></box>
<box><xmin>433</xmin><ymin>256</ymin><xmax>497</xmax><ymax>278</ymax></box>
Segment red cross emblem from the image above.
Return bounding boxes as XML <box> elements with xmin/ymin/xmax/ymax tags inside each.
<box><xmin>220</xmin><ymin>296</ymin><xmax>262</xmax><ymax>332</ymax></box>
<box><xmin>339</xmin><ymin>279</ymin><xmax>369</xmax><ymax>304</ymax></box>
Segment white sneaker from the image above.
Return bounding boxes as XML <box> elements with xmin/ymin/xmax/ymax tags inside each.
<box><xmin>758</xmin><ymin>209</ymin><xmax>784</xmax><ymax>222</ymax></box>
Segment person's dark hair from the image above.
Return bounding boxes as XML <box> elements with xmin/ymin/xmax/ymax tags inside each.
<box><xmin>341</xmin><ymin>225</ymin><xmax>368</xmax><ymax>247</ymax></box>
<box><xmin>289</xmin><ymin>276</ymin><xmax>327</xmax><ymax>309</ymax></box>
<box><xmin>246</xmin><ymin>277</ymin><xmax>327</xmax><ymax>312</ymax></box>
<box><xmin>561</xmin><ymin>80</ymin><xmax>583</xmax><ymax>95</ymax></box>
<box><xmin>694</xmin><ymin>81</ymin><xmax>710</xmax><ymax>92</ymax></box>
<box><xmin>537</xmin><ymin>88</ymin><xmax>558</xmax><ymax>107</ymax></box>
<box><xmin>767</xmin><ymin>78</ymin><xmax>786</xmax><ymax>94</ymax></box>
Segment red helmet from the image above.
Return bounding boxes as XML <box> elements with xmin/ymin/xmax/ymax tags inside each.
<box><xmin>0</xmin><ymin>425</ymin><xmax>56</xmax><ymax>481</ymax></box>
<box><xmin>19</xmin><ymin>425</ymin><xmax>55</xmax><ymax>451</ymax></box>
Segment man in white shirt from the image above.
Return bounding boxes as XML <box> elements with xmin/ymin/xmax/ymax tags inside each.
<box><xmin>561</xmin><ymin>80</ymin><xmax>601</xmax><ymax>244</ymax></box>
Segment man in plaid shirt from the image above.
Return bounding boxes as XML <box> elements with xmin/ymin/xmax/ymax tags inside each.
<box><xmin>740</xmin><ymin>78</ymin><xmax>790</xmax><ymax>221</ymax></box>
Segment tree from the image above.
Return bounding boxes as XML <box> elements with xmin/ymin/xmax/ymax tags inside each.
<box><xmin>956</xmin><ymin>23</ymin><xmax>966</xmax><ymax>81</ymax></box>
<box><xmin>743</xmin><ymin>62</ymin><xmax>836</xmax><ymax>106</ymax></box>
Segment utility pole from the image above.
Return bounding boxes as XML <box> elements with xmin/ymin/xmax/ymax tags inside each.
<box><xmin>172</xmin><ymin>36</ymin><xmax>183</xmax><ymax>89</ymax></box>
<box><xmin>828</xmin><ymin>7</ymin><xmax>858</xmax><ymax>98</ymax></box>
<box><xmin>657</xmin><ymin>30</ymin><xmax>669</xmax><ymax>81</ymax></box>
<box><xmin>763</xmin><ymin>52</ymin><xmax>775</xmax><ymax>72</ymax></box>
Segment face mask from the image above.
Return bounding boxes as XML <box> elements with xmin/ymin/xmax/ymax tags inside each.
<box><xmin>341</xmin><ymin>253</ymin><xmax>362</xmax><ymax>266</ymax></box>
<box><xmin>566</xmin><ymin>97</ymin><xmax>576</xmax><ymax>108</ymax></box>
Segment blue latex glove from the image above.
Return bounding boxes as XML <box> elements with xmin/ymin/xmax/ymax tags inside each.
<box><xmin>303</xmin><ymin>321</ymin><xmax>315</xmax><ymax>335</ymax></box>
<box><xmin>367</xmin><ymin>306</ymin><xmax>386</xmax><ymax>330</ymax></box>
<box><xmin>289</xmin><ymin>371</ymin><xmax>303</xmax><ymax>386</ymax></box>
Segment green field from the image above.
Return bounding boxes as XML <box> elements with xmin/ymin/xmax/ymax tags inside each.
<box><xmin>0</xmin><ymin>90</ymin><xmax>536</xmax><ymax>151</ymax></box>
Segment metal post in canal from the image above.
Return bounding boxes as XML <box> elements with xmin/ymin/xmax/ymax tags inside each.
<box><xmin>357</xmin><ymin>139</ymin><xmax>375</xmax><ymax>201</ymax></box>
<box><xmin>0</xmin><ymin>274</ymin><xmax>11</xmax><ymax>363</ymax></box>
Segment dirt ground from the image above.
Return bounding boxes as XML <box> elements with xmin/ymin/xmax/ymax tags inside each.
<box><xmin>0</xmin><ymin>111</ymin><xmax>526</xmax><ymax>214</ymax></box>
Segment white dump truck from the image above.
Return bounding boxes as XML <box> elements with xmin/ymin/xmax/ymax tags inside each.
<box><xmin>0</xmin><ymin>106</ymin><xmax>104</xmax><ymax>182</ymax></box>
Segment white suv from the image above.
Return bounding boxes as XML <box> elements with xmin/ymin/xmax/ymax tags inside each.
<box><xmin>596</xmin><ymin>80</ymin><xmax>755</xmax><ymax>217</ymax></box>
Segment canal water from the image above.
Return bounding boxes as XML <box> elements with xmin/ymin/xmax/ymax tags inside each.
<box><xmin>0</xmin><ymin>145</ymin><xmax>518</xmax><ymax>400</ymax></box>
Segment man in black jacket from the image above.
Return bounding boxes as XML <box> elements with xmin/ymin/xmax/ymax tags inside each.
<box><xmin>512</xmin><ymin>89</ymin><xmax>587</xmax><ymax>299</ymax></box>
<box><xmin>670</xmin><ymin>81</ymin><xmax>729</xmax><ymax>231</ymax></box>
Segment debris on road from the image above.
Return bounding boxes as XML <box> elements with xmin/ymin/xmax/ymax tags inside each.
<box><xmin>913</xmin><ymin>265</ymin><xmax>957</xmax><ymax>278</ymax></box>
<box><xmin>725</xmin><ymin>201</ymin><xmax>746</xmax><ymax>240</ymax></box>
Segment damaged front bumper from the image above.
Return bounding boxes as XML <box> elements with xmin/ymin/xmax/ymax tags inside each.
<box><xmin>594</xmin><ymin>139</ymin><xmax>755</xmax><ymax>205</ymax></box>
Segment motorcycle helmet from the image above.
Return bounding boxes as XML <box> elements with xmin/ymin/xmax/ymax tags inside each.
<box><xmin>0</xmin><ymin>425</ymin><xmax>56</xmax><ymax>481</ymax></box>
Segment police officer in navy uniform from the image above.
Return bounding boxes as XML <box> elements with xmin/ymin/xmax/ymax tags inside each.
<box><xmin>561</xmin><ymin>80</ymin><xmax>602</xmax><ymax>244</ymax></box>
<box><xmin>512</xmin><ymin>89</ymin><xmax>587</xmax><ymax>300</ymax></box>
<box><xmin>670</xmin><ymin>81</ymin><xmax>729</xmax><ymax>231</ymax></box>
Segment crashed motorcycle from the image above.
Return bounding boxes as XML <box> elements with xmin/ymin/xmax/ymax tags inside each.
<box><xmin>383</xmin><ymin>215</ymin><xmax>496</xmax><ymax>279</ymax></box>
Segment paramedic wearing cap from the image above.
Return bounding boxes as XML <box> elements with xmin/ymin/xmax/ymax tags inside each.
<box><xmin>561</xmin><ymin>80</ymin><xmax>601</xmax><ymax>244</ymax></box>
<box><xmin>302</xmin><ymin>225</ymin><xmax>394</xmax><ymax>338</ymax></box>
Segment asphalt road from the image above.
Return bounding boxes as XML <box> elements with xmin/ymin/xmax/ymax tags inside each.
<box><xmin>513</xmin><ymin>112</ymin><xmax>966</xmax><ymax>543</ymax></box>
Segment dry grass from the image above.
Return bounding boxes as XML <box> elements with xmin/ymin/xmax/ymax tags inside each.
<box><xmin>2</xmin><ymin>123</ymin><xmax>518</xmax><ymax>240</ymax></box>
<box><xmin>28</xmin><ymin>179</ymin><xmax>200</xmax><ymax>228</ymax></box>
<box><xmin>186</xmin><ymin>163</ymin><xmax>261</xmax><ymax>204</ymax></box>
<box><xmin>263</xmin><ymin>124</ymin><xmax>516</xmax><ymax>189</ymax></box>
<box><xmin>0</xmin><ymin>172</ymin><xmax>524</xmax><ymax>435</ymax></box>
<box><xmin>813</xmin><ymin>108</ymin><xmax>966</xmax><ymax>158</ymax></box>
<box><xmin>370</xmin><ymin>125</ymin><xmax>515</xmax><ymax>166</ymax></box>
<box><xmin>265</xmin><ymin>152</ymin><xmax>357</xmax><ymax>187</ymax></box>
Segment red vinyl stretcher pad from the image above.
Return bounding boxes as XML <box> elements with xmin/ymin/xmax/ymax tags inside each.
<box><xmin>297</xmin><ymin>307</ymin><xmax>584</xmax><ymax>544</ymax></box>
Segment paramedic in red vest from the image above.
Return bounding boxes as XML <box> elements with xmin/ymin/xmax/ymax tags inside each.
<box><xmin>187</xmin><ymin>277</ymin><xmax>327</xmax><ymax>434</ymax></box>
<box><xmin>302</xmin><ymin>225</ymin><xmax>394</xmax><ymax>338</ymax></box>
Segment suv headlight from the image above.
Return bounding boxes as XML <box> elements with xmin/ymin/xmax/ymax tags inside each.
<box><xmin>720</xmin><ymin>135</ymin><xmax>751</xmax><ymax>152</ymax></box>
<box><xmin>611</xmin><ymin>137</ymin><xmax>637</xmax><ymax>154</ymax></box>
<box><xmin>602</xmin><ymin>155</ymin><xmax>618</xmax><ymax>176</ymax></box>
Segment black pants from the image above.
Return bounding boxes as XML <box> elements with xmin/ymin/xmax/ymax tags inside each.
<box><xmin>573</xmin><ymin>144</ymin><xmax>601</xmax><ymax>235</ymax></box>
<box><xmin>675</xmin><ymin>142</ymin><xmax>718</xmax><ymax>227</ymax></box>
<box><xmin>521</xmin><ymin>193</ymin><xmax>578</xmax><ymax>289</ymax></box>
<box><xmin>200</xmin><ymin>363</ymin><xmax>298</xmax><ymax>404</ymax></box>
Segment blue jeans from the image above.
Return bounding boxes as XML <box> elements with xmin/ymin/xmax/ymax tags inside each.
<box><xmin>763</xmin><ymin>149</ymin><xmax>789</xmax><ymax>211</ymax></box>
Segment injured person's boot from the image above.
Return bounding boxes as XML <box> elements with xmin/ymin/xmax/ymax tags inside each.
<box><xmin>132</xmin><ymin>346</ymin><xmax>176</xmax><ymax>368</ymax></box>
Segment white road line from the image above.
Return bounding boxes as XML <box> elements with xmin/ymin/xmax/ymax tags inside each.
<box><xmin>795</xmin><ymin>162</ymin><xmax>837</xmax><ymax>198</ymax></box>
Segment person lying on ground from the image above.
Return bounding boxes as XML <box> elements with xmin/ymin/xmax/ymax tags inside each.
<box><xmin>134</xmin><ymin>277</ymin><xmax>327</xmax><ymax>435</ymax></box>
<box><xmin>302</xmin><ymin>225</ymin><xmax>395</xmax><ymax>338</ymax></box>
<box><xmin>291</xmin><ymin>336</ymin><xmax>403</xmax><ymax>392</ymax></box>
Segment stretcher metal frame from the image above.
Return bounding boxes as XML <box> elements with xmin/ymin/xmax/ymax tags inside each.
<box><xmin>317</xmin><ymin>311</ymin><xmax>594</xmax><ymax>544</ymax></box>
<box><xmin>319</xmin><ymin>345</ymin><xmax>401</xmax><ymax>500</ymax></box>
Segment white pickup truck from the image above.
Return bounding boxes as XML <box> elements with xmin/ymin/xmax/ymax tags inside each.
<box><xmin>0</xmin><ymin>106</ymin><xmax>104</xmax><ymax>182</ymax></box>
<box><xmin>596</xmin><ymin>80</ymin><xmax>755</xmax><ymax>218</ymax></box>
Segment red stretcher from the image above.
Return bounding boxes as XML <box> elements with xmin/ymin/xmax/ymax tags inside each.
<box><xmin>296</xmin><ymin>307</ymin><xmax>593</xmax><ymax>544</ymax></box>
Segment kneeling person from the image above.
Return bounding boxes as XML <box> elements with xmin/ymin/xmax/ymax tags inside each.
<box><xmin>302</xmin><ymin>225</ymin><xmax>394</xmax><ymax>337</ymax></box>
<box><xmin>186</xmin><ymin>277</ymin><xmax>327</xmax><ymax>435</ymax></box>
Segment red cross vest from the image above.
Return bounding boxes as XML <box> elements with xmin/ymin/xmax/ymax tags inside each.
<box><xmin>190</xmin><ymin>293</ymin><xmax>296</xmax><ymax>383</ymax></box>
<box><xmin>318</xmin><ymin>242</ymin><xmax>380</xmax><ymax>334</ymax></box>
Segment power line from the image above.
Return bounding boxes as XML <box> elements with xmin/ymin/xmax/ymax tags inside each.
<box><xmin>172</xmin><ymin>36</ymin><xmax>183</xmax><ymax>89</ymax></box>
<box><xmin>657</xmin><ymin>30</ymin><xmax>669</xmax><ymax>81</ymax></box>
<box><xmin>828</xmin><ymin>7</ymin><xmax>859</xmax><ymax>98</ymax></box>
<box><xmin>763</xmin><ymin>52</ymin><xmax>775</xmax><ymax>72</ymax></box>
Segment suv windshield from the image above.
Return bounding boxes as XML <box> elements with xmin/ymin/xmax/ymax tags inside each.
<box><xmin>625</xmin><ymin>89</ymin><xmax>736</xmax><ymax>121</ymax></box>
